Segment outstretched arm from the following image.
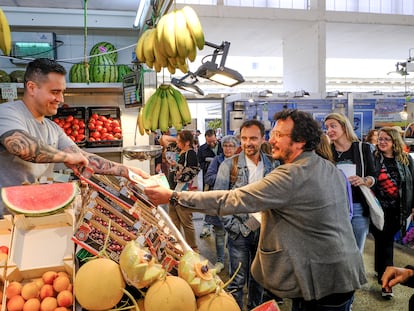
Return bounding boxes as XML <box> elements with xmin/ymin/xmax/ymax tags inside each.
<box><xmin>382</xmin><ymin>266</ymin><xmax>414</xmax><ymax>291</ymax></box>
<box><xmin>1</xmin><ymin>129</ymin><xmax>88</xmax><ymax>168</ymax></box>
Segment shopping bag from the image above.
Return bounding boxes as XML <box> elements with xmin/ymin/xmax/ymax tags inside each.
<box><xmin>359</xmin><ymin>185</ymin><xmax>384</xmax><ymax>230</ymax></box>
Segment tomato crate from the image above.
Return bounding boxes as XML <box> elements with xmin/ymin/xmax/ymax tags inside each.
<box><xmin>51</xmin><ymin>107</ymin><xmax>87</xmax><ymax>147</ymax></box>
<box><xmin>86</xmin><ymin>106</ymin><xmax>122</xmax><ymax>148</ymax></box>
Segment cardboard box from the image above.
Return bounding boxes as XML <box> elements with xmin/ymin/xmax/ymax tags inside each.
<box><xmin>2</xmin><ymin>211</ymin><xmax>75</xmax><ymax>311</ymax></box>
<box><xmin>7</xmin><ymin>210</ymin><xmax>74</xmax><ymax>275</ymax></box>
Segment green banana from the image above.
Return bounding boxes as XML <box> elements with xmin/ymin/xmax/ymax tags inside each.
<box><xmin>151</xmin><ymin>89</ymin><xmax>163</xmax><ymax>131</ymax></box>
<box><xmin>166</xmin><ymin>87</ymin><xmax>183</xmax><ymax>131</ymax></box>
<box><xmin>170</xmin><ymin>87</ymin><xmax>192</xmax><ymax>124</ymax></box>
<box><xmin>142</xmin><ymin>89</ymin><xmax>159</xmax><ymax>131</ymax></box>
<box><xmin>158</xmin><ymin>89</ymin><xmax>170</xmax><ymax>132</ymax></box>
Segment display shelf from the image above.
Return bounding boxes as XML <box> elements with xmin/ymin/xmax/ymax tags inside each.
<box><xmin>1</xmin><ymin>83</ymin><xmax>123</xmax><ymax>94</ymax></box>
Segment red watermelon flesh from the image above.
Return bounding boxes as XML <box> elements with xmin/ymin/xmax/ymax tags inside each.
<box><xmin>1</xmin><ymin>182</ymin><xmax>78</xmax><ymax>216</ymax></box>
<box><xmin>251</xmin><ymin>300</ymin><xmax>281</xmax><ymax>311</ymax></box>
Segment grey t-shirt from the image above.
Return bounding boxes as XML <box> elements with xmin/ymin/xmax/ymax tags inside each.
<box><xmin>0</xmin><ymin>100</ymin><xmax>75</xmax><ymax>215</ymax></box>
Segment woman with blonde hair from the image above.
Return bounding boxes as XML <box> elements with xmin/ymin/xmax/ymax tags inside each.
<box><xmin>325</xmin><ymin>113</ymin><xmax>376</xmax><ymax>252</ymax></box>
<box><xmin>372</xmin><ymin>127</ymin><xmax>414</xmax><ymax>299</ymax></box>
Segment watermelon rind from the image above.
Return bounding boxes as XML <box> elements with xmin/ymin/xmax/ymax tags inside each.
<box><xmin>89</xmin><ymin>55</ymin><xmax>118</xmax><ymax>83</ymax></box>
<box><xmin>1</xmin><ymin>182</ymin><xmax>78</xmax><ymax>217</ymax></box>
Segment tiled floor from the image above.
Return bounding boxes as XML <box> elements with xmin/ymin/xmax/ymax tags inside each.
<box><xmin>193</xmin><ymin>212</ymin><xmax>414</xmax><ymax>311</ymax></box>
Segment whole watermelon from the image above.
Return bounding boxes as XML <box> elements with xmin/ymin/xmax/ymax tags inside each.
<box><xmin>9</xmin><ymin>70</ymin><xmax>25</xmax><ymax>83</ymax></box>
<box><xmin>117</xmin><ymin>64</ymin><xmax>133</xmax><ymax>82</ymax></box>
<box><xmin>89</xmin><ymin>55</ymin><xmax>118</xmax><ymax>83</ymax></box>
<box><xmin>0</xmin><ymin>70</ymin><xmax>11</xmax><ymax>82</ymax></box>
<box><xmin>69</xmin><ymin>63</ymin><xmax>90</xmax><ymax>83</ymax></box>
<box><xmin>90</xmin><ymin>41</ymin><xmax>117</xmax><ymax>63</ymax></box>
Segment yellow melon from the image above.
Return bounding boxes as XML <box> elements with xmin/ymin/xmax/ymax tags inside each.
<box><xmin>144</xmin><ymin>275</ymin><xmax>197</xmax><ymax>311</ymax></box>
<box><xmin>197</xmin><ymin>291</ymin><xmax>241</xmax><ymax>311</ymax></box>
<box><xmin>74</xmin><ymin>258</ymin><xmax>125</xmax><ymax>310</ymax></box>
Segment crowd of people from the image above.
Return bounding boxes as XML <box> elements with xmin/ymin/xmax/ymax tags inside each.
<box><xmin>150</xmin><ymin>111</ymin><xmax>414</xmax><ymax>311</ymax></box>
<box><xmin>2</xmin><ymin>58</ymin><xmax>413</xmax><ymax>311</ymax></box>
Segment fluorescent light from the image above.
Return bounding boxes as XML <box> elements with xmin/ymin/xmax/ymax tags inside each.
<box><xmin>196</xmin><ymin>61</ymin><xmax>244</xmax><ymax>87</ymax></box>
<box><xmin>134</xmin><ymin>0</ymin><xmax>149</xmax><ymax>28</ymax></box>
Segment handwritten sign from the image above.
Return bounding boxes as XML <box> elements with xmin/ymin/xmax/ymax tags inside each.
<box><xmin>0</xmin><ymin>83</ymin><xmax>17</xmax><ymax>100</ymax></box>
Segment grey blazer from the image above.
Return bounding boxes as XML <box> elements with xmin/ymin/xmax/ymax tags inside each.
<box><xmin>178</xmin><ymin>151</ymin><xmax>367</xmax><ymax>301</ymax></box>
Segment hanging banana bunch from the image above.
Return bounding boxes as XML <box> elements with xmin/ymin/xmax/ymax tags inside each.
<box><xmin>137</xmin><ymin>85</ymin><xmax>192</xmax><ymax>134</ymax></box>
<box><xmin>135</xmin><ymin>6</ymin><xmax>205</xmax><ymax>74</ymax></box>
<box><xmin>0</xmin><ymin>7</ymin><xmax>12</xmax><ymax>55</ymax></box>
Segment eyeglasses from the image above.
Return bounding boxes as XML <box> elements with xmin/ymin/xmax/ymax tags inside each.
<box><xmin>223</xmin><ymin>144</ymin><xmax>236</xmax><ymax>148</ymax></box>
<box><xmin>378</xmin><ymin>137</ymin><xmax>392</xmax><ymax>143</ymax></box>
<box><xmin>270</xmin><ymin>131</ymin><xmax>292</xmax><ymax>139</ymax></box>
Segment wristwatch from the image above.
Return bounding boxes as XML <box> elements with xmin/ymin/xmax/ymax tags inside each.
<box><xmin>169</xmin><ymin>191</ymin><xmax>179</xmax><ymax>204</ymax></box>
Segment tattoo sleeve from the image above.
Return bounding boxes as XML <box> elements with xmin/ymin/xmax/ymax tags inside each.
<box><xmin>85</xmin><ymin>153</ymin><xmax>128</xmax><ymax>177</ymax></box>
<box><xmin>0</xmin><ymin>129</ymin><xmax>68</xmax><ymax>163</ymax></box>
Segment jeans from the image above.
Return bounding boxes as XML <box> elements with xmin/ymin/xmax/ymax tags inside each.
<box><xmin>214</xmin><ymin>224</ymin><xmax>225</xmax><ymax>263</ymax></box>
<box><xmin>291</xmin><ymin>294</ymin><xmax>354</xmax><ymax>311</ymax></box>
<box><xmin>351</xmin><ymin>203</ymin><xmax>370</xmax><ymax>253</ymax></box>
<box><xmin>227</xmin><ymin>229</ymin><xmax>263</xmax><ymax>309</ymax></box>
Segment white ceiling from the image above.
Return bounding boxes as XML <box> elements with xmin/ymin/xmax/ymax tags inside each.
<box><xmin>1</xmin><ymin>1</ymin><xmax>414</xmax><ymax>92</ymax></box>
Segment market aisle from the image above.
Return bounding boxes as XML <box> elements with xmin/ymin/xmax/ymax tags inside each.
<box><xmin>194</xmin><ymin>214</ymin><xmax>414</xmax><ymax>311</ymax></box>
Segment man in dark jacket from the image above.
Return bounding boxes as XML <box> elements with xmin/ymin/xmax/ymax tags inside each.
<box><xmin>197</xmin><ymin>129</ymin><xmax>223</xmax><ymax>237</ymax></box>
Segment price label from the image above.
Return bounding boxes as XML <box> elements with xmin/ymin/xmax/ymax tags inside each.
<box><xmin>0</xmin><ymin>83</ymin><xmax>17</xmax><ymax>100</ymax></box>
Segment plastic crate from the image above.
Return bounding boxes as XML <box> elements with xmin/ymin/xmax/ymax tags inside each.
<box><xmin>86</xmin><ymin>106</ymin><xmax>122</xmax><ymax>148</ymax></box>
<box><xmin>51</xmin><ymin>107</ymin><xmax>87</xmax><ymax>146</ymax></box>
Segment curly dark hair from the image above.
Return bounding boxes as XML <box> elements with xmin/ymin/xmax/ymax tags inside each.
<box><xmin>273</xmin><ymin>109</ymin><xmax>322</xmax><ymax>151</ymax></box>
<box><xmin>24</xmin><ymin>58</ymin><xmax>67</xmax><ymax>87</ymax></box>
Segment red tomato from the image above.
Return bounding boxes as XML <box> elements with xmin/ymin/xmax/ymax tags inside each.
<box><xmin>91</xmin><ymin>131</ymin><xmax>101</xmax><ymax>139</ymax></box>
<box><xmin>72</xmin><ymin>124</ymin><xmax>80</xmax><ymax>131</ymax></box>
<box><xmin>89</xmin><ymin>137</ymin><xmax>96</xmax><ymax>142</ymax></box>
<box><xmin>91</xmin><ymin>113</ymin><xmax>99</xmax><ymax>120</ymax></box>
<box><xmin>72</xmin><ymin>130</ymin><xmax>78</xmax><ymax>136</ymax></box>
<box><xmin>79</xmin><ymin>128</ymin><xmax>85</xmax><ymax>134</ymax></box>
<box><xmin>99</xmin><ymin>115</ymin><xmax>108</xmax><ymax>122</ymax></box>
<box><xmin>69</xmin><ymin>135</ymin><xmax>76</xmax><ymax>142</ymax></box>
<box><xmin>63</xmin><ymin>122</ymin><xmax>71</xmax><ymax>129</ymax></box>
<box><xmin>95</xmin><ymin>125</ymin><xmax>103</xmax><ymax>132</ymax></box>
<box><xmin>88</xmin><ymin>123</ymin><xmax>96</xmax><ymax>130</ymax></box>
<box><xmin>66</xmin><ymin>115</ymin><xmax>74</xmax><ymax>122</ymax></box>
<box><xmin>111</xmin><ymin>120</ymin><xmax>120</xmax><ymax>128</ymax></box>
<box><xmin>114</xmin><ymin>132</ymin><xmax>122</xmax><ymax>139</ymax></box>
<box><xmin>65</xmin><ymin>128</ymin><xmax>72</xmax><ymax>135</ymax></box>
<box><xmin>95</xmin><ymin>120</ymin><xmax>104</xmax><ymax>127</ymax></box>
<box><xmin>0</xmin><ymin>246</ymin><xmax>9</xmax><ymax>254</ymax></box>
<box><xmin>72</xmin><ymin>118</ymin><xmax>79</xmax><ymax>125</ymax></box>
<box><xmin>100</xmin><ymin>127</ymin><xmax>107</xmax><ymax>134</ymax></box>
<box><xmin>113</xmin><ymin>126</ymin><xmax>121</xmax><ymax>133</ymax></box>
<box><xmin>76</xmin><ymin>134</ymin><xmax>85</xmax><ymax>141</ymax></box>
<box><xmin>53</xmin><ymin>118</ymin><xmax>60</xmax><ymax>123</ymax></box>
<box><xmin>106</xmin><ymin>126</ymin><xmax>113</xmax><ymax>133</ymax></box>
<box><xmin>106</xmin><ymin>134</ymin><xmax>114</xmax><ymax>140</ymax></box>
<box><xmin>79</xmin><ymin>120</ymin><xmax>86</xmax><ymax>128</ymax></box>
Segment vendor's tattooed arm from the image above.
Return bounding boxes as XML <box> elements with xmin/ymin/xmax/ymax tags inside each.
<box><xmin>1</xmin><ymin>129</ymin><xmax>69</xmax><ymax>163</ymax></box>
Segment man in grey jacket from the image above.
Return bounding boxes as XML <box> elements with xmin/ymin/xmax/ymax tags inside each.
<box><xmin>145</xmin><ymin>109</ymin><xmax>367</xmax><ymax>311</ymax></box>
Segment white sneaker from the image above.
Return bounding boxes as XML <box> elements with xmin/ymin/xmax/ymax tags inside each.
<box><xmin>214</xmin><ymin>262</ymin><xmax>224</xmax><ymax>273</ymax></box>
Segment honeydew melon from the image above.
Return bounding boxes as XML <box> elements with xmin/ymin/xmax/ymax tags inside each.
<box><xmin>1</xmin><ymin>182</ymin><xmax>78</xmax><ymax>216</ymax></box>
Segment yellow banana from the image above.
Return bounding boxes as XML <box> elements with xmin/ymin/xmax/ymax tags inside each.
<box><xmin>166</xmin><ymin>87</ymin><xmax>183</xmax><ymax>131</ymax></box>
<box><xmin>161</xmin><ymin>12</ymin><xmax>177</xmax><ymax>58</ymax></box>
<box><xmin>174</xmin><ymin>10</ymin><xmax>189</xmax><ymax>59</ymax></box>
<box><xmin>181</xmin><ymin>6</ymin><xmax>205</xmax><ymax>51</ymax></box>
<box><xmin>178</xmin><ymin>62</ymin><xmax>188</xmax><ymax>74</ymax></box>
<box><xmin>137</xmin><ymin>107</ymin><xmax>145</xmax><ymax>136</ymax></box>
<box><xmin>136</xmin><ymin>29</ymin><xmax>151</xmax><ymax>63</ymax></box>
<box><xmin>0</xmin><ymin>8</ymin><xmax>11</xmax><ymax>56</ymax></box>
<box><xmin>186</xmin><ymin>35</ymin><xmax>197</xmax><ymax>62</ymax></box>
<box><xmin>153</xmin><ymin>33</ymin><xmax>168</xmax><ymax>68</ymax></box>
<box><xmin>143</xmin><ymin>28</ymin><xmax>156</xmax><ymax>64</ymax></box>
<box><xmin>158</xmin><ymin>89</ymin><xmax>170</xmax><ymax>132</ymax></box>
<box><xmin>170</xmin><ymin>87</ymin><xmax>192</xmax><ymax>124</ymax></box>
<box><xmin>151</xmin><ymin>89</ymin><xmax>163</xmax><ymax>131</ymax></box>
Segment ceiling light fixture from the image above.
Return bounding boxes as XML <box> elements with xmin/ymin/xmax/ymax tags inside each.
<box><xmin>171</xmin><ymin>72</ymin><xmax>204</xmax><ymax>96</ymax></box>
<box><xmin>195</xmin><ymin>41</ymin><xmax>244</xmax><ymax>87</ymax></box>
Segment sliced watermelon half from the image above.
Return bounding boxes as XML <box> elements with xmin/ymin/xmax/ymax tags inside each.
<box><xmin>1</xmin><ymin>182</ymin><xmax>78</xmax><ymax>216</ymax></box>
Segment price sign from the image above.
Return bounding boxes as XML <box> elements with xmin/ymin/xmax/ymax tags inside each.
<box><xmin>0</xmin><ymin>83</ymin><xmax>17</xmax><ymax>100</ymax></box>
